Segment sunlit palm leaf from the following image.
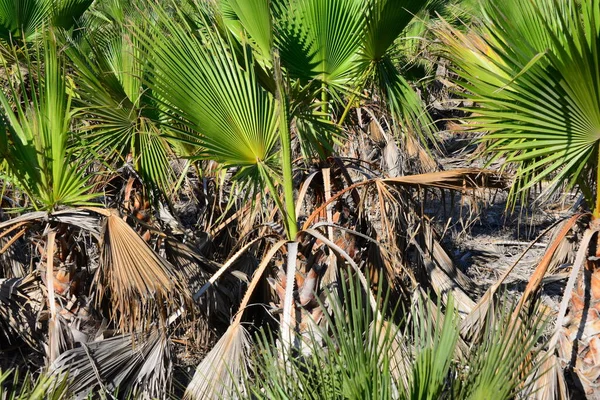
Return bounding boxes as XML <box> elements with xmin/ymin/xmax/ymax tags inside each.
<box><xmin>440</xmin><ymin>0</ymin><xmax>600</xmax><ymax>206</ymax></box>
<box><xmin>0</xmin><ymin>0</ymin><xmax>51</xmax><ymax>41</ymax></box>
<box><xmin>0</xmin><ymin>32</ymin><xmax>95</xmax><ymax>210</ymax></box>
<box><xmin>51</xmin><ymin>0</ymin><xmax>92</xmax><ymax>31</ymax></box>
<box><xmin>362</xmin><ymin>0</ymin><xmax>424</xmax><ymax>61</ymax></box>
<box><xmin>276</xmin><ymin>0</ymin><xmax>365</xmax><ymax>88</ymax></box>
<box><xmin>65</xmin><ymin>4</ymin><xmax>177</xmax><ymax>194</ymax></box>
<box><xmin>0</xmin><ymin>0</ymin><xmax>91</xmax><ymax>42</ymax></box>
<box><xmin>138</xmin><ymin>2</ymin><xmax>279</xmax><ymax>190</ymax></box>
<box><xmin>221</xmin><ymin>0</ymin><xmax>273</xmax><ymax>63</ymax></box>
<box><xmin>360</xmin><ymin>0</ymin><xmax>435</xmax><ymax>144</ymax></box>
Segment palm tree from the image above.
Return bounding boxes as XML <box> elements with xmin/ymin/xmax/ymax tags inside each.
<box><xmin>0</xmin><ymin>32</ymin><xmax>193</xmax><ymax>397</ymax></box>
<box><xmin>439</xmin><ymin>0</ymin><xmax>600</xmax><ymax>396</ymax></box>
<box><xmin>125</xmin><ymin>2</ymin><xmax>511</xmax><ymax>398</ymax></box>
<box><xmin>0</xmin><ymin>1</ymin><xmax>542</xmax><ymax>398</ymax></box>
<box><xmin>63</xmin><ymin>0</ymin><xmax>185</xmax><ymax>194</ymax></box>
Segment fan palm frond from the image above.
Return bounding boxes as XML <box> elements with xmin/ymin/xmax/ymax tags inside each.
<box><xmin>65</xmin><ymin>1</ymin><xmax>178</xmax><ymax>194</ymax></box>
<box><xmin>95</xmin><ymin>209</ymin><xmax>193</xmax><ymax>333</ymax></box>
<box><xmin>439</xmin><ymin>0</ymin><xmax>600</xmax><ymax>209</ymax></box>
<box><xmin>0</xmin><ymin>274</ymin><xmax>43</xmax><ymax>350</ymax></box>
<box><xmin>137</xmin><ymin>2</ymin><xmax>280</xmax><ymax>193</ymax></box>
<box><xmin>51</xmin><ymin>330</ymin><xmax>171</xmax><ymax>399</ymax></box>
<box><xmin>277</xmin><ymin>0</ymin><xmax>365</xmax><ymax>88</ymax></box>
<box><xmin>0</xmin><ymin>31</ymin><xmax>96</xmax><ymax>210</ymax></box>
<box><xmin>185</xmin><ymin>240</ymin><xmax>287</xmax><ymax>400</ymax></box>
<box><xmin>0</xmin><ymin>0</ymin><xmax>92</xmax><ymax>42</ymax></box>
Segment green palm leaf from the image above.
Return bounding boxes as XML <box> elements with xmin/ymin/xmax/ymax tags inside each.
<box><xmin>359</xmin><ymin>0</ymin><xmax>435</xmax><ymax>143</ymax></box>
<box><xmin>0</xmin><ymin>0</ymin><xmax>91</xmax><ymax>42</ymax></box>
<box><xmin>0</xmin><ymin>32</ymin><xmax>95</xmax><ymax>210</ymax></box>
<box><xmin>221</xmin><ymin>0</ymin><xmax>273</xmax><ymax>64</ymax></box>
<box><xmin>440</xmin><ymin>0</ymin><xmax>600</xmax><ymax>208</ymax></box>
<box><xmin>65</xmin><ymin>2</ymin><xmax>177</xmax><ymax>193</ymax></box>
<box><xmin>137</xmin><ymin>3</ymin><xmax>279</xmax><ymax>190</ymax></box>
<box><xmin>277</xmin><ymin>0</ymin><xmax>365</xmax><ymax>87</ymax></box>
<box><xmin>363</xmin><ymin>0</ymin><xmax>424</xmax><ymax>62</ymax></box>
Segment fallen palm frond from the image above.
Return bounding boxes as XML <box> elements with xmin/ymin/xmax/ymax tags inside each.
<box><xmin>95</xmin><ymin>209</ymin><xmax>193</xmax><ymax>332</ymax></box>
<box><xmin>0</xmin><ymin>273</ymin><xmax>44</xmax><ymax>350</ymax></box>
<box><xmin>163</xmin><ymin>238</ymin><xmax>240</xmax><ymax>325</ymax></box>
<box><xmin>413</xmin><ymin>240</ymin><xmax>476</xmax><ymax>316</ymax></box>
<box><xmin>460</xmin><ymin>215</ymin><xmax>580</xmax><ymax>340</ymax></box>
<box><xmin>185</xmin><ymin>240</ymin><xmax>287</xmax><ymax>400</ymax></box>
<box><xmin>0</xmin><ymin>233</ymin><xmax>27</xmax><ymax>278</ymax></box>
<box><xmin>51</xmin><ymin>329</ymin><xmax>171</xmax><ymax>399</ymax></box>
<box><xmin>551</xmin><ymin>220</ymin><xmax>600</xmax><ymax>398</ymax></box>
<box><xmin>46</xmin><ymin>230</ymin><xmax>59</xmax><ymax>363</ymax></box>
<box><xmin>303</xmin><ymin>168</ymin><xmax>508</xmax><ymax>229</ymax></box>
<box><xmin>459</xmin><ymin>214</ymin><xmax>587</xmax><ymax>398</ymax></box>
<box><xmin>417</xmin><ymin>225</ymin><xmax>476</xmax><ymax>316</ymax></box>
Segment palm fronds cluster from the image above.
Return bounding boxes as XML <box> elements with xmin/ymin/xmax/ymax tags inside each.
<box><xmin>0</xmin><ymin>0</ymin><xmax>599</xmax><ymax>399</ymax></box>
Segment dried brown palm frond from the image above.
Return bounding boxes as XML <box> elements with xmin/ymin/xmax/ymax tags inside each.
<box><xmin>303</xmin><ymin>168</ymin><xmax>508</xmax><ymax>229</ymax></box>
<box><xmin>0</xmin><ymin>273</ymin><xmax>43</xmax><ymax>350</ymax></box>
<box><xmin>185</xmin><ymin>241</ymin><xmax>287</xmax><ymax>400</ymax></box>
<box><xmin>0</xmin><ymin>236</ymin><xmax>27</xmax><ymax>278</ymax></box>
<box><xmin>553</xmin><ymin>220</ymin><xmax>600</xmax><ymax>398</ymax></box>
<box><xmin>407</xmin><ymin>223</ymin><xmax>477</xmax><ymax>316</ymax></box>
<box><xmin>412</xmin><ymin>239</ymin><xmax>476</xmax><ymax>316</ymax></box>
<box><xmin>94</xmin><ymin>209</ymin><xmax>193</xmax><ymax>333</ymax></box>
<box><xmin>297</xmin><ymin>167</ymin><xmax>506</xmax><ymax>318</ymax></box>
<box><xmin>51</xmin><ymin>329</ymin><xmax>171</xmax><ymax>399</ymax></box>
<box><xmin>0</xmin><ymin>221</ymin><xmax>28</xmax><ymax>278</ymax></box>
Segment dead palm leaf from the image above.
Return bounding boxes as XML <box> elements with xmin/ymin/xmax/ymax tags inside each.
<box><xmin>0</xmin><ymin>273</ymin><xmax>42</xmax><ymax>350</ymax></box>
<box><xmin>51</xmin><ymin>329</ymin><xmax>171</xmax><ymax>399</ymax></box>
<box><xmin>94</xmin><ymin>209</ymin><xmax>193</xmax><ymax>333</ymax></box>
<box><xmin>552</xmin><ymin>221</ymin><xmax>600</xmax><ymax>398</ymax></box>
<box><xmin>302</xmin><ymin>168</ymin><xmax>508</xmax><ymax>229</ymax></box>
<box><xmin>460</xmin><ymin>215</ymin><xmax>579</xmax><ymax>340</ymax></box>
<box><xmin>163</xmin><ymin>238</ymin><xmax>240</xmax><ymax>324</ymax></box>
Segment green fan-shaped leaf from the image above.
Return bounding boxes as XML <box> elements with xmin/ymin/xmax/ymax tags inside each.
<box><xmin>0</xmin><ymin>0</ymin><xmax>92</xmax><ymax>42</ymax></box>
<box><xmin>440</xmin><ymin>0</ymin><xmax>600</xmax><ymax>208</ymax></box>
<box><xmin>277</xmin><ymin>0</ymin><xmax>365</xmax><ymax>87</ymax></box>
<box><xmin>0</xmin><ymin>32</ymin><xmax>95</xmax><ymax>209</ymax></box>
<box><xmin>137</xmin><ymin>3</ymin><xmax>279</xmax><ymax>189</ymax></box>
<box><xmin>66</xmin><ymin>4</ymin><xmax>177</xmax><ymax>194</ymax></box>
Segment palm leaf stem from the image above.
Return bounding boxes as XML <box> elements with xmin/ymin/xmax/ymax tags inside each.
<box><xmin>338</xmin><ymin>90</ymin><xmax>358</xmax><ymax>127</ymax></box>
<box><xmin>337</xmin><ymin>64</ymin><xmax>373</xmax><ymax>127</ymax></box>
<box><xmin>595</xmin><ymin>144</ymin><xmax>600</xmax><ymax>217</ymax></box>
<box><xmin>274</xmin><ymin>50</ymin><xmax>297</xmax><ymax>240</ymax></box>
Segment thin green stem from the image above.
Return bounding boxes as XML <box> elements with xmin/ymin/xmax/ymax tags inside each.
<box><xmin>321</xmin><ymin>82</ymin><xmax>329</xmax><ymax>115</ymax></box>
<box><xmin>274</xmin><ymin>50</ymin><xmax>297</xmax><ymax>240</ymax></box>
<box><xmin>595</xmin><ymin>144</ymin><xmax>600</xmax><ymax>218</ymax></box>
<box><xmin>338</xmin><ymin>91</ymin><xmax>357</xmax><ymax>127</ymax></box>
<box><xmin>337</xmin><ymin>64</ymin><xmax>373</xmax><ymax>127</ymax></box>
